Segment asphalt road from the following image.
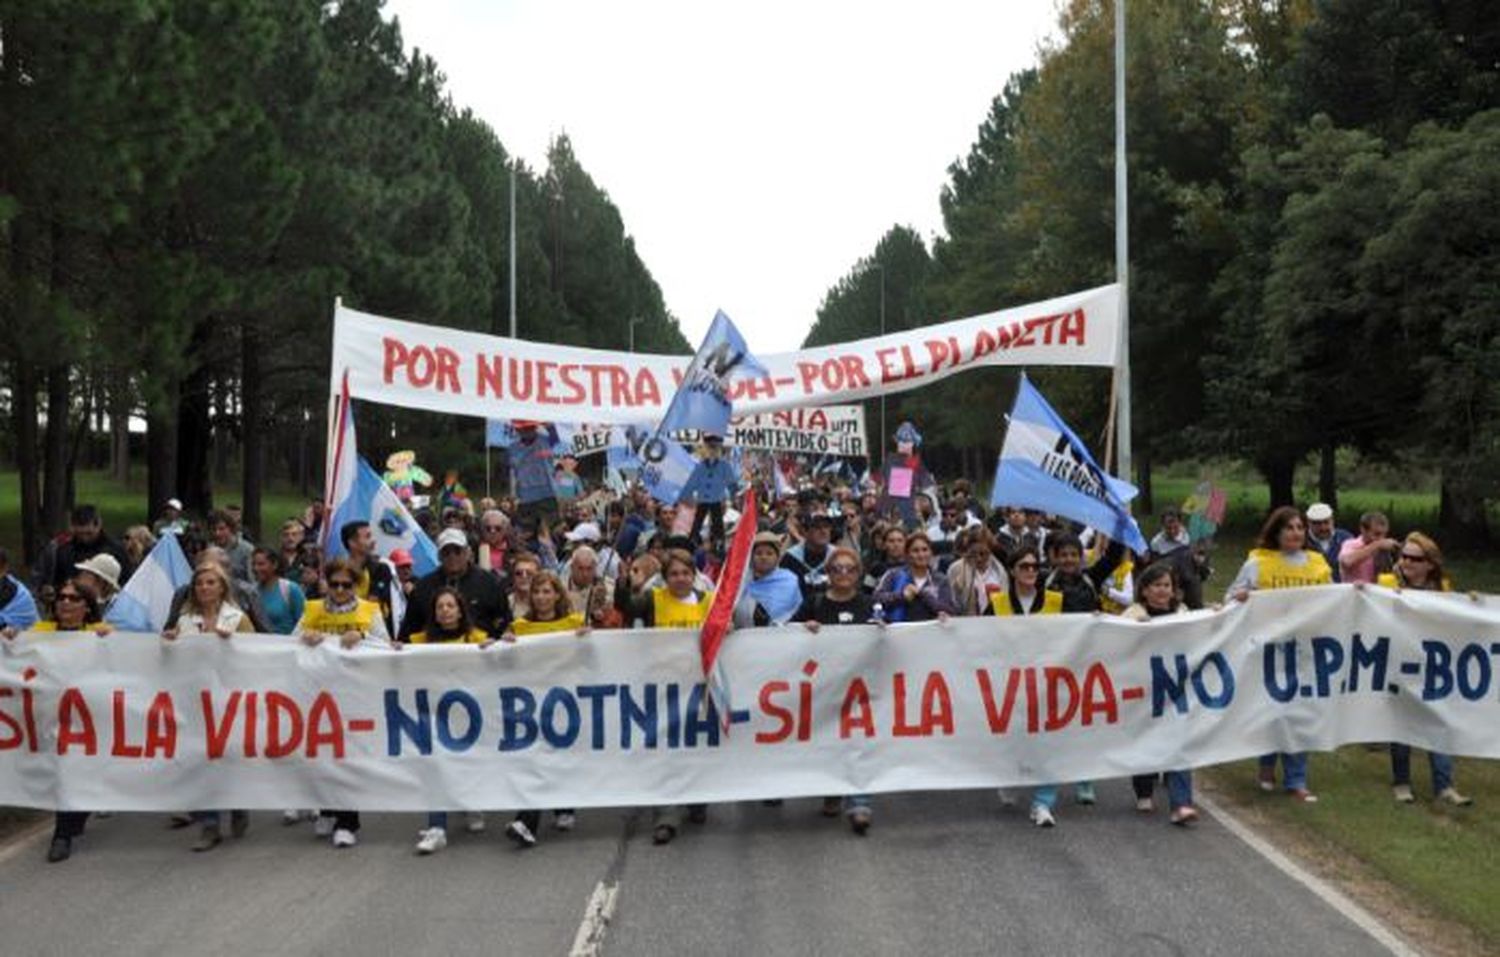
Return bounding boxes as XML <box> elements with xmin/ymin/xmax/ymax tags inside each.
<box><xmin>0</xmin><ymin>783</ymin><xmax>1403</xmax><ymax>957</ymax></box>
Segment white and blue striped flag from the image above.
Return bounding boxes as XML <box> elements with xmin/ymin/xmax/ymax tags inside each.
<box><xmin>105</xmin><ymin>533</ymin><xmax>191</xmax><ymax>632</ymax></box>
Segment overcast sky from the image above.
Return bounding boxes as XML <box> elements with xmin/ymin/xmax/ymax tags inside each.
<box><xmin>384</xmin><ymin>0</ymin><xmax>1060</xmax><ymax>352</ymax></box>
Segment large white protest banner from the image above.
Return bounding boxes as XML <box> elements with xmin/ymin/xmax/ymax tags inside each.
<box><xmin>2</xmin><ymin>585</ymin><xmax>1495</xmax><ymax>811</ymax></box>
<box><xmin>330</xmin><ymin>285</ymin><xmax>1119</xmax><ymax>423</ymax></box>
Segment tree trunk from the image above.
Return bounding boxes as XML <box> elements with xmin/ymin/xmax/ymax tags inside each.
<box><xmin>40</xmin><ymin>364</ymin><xmax>70</xmax><ymax>536</ymax></box>
<box><xmin>1136</xmin><ymin>449</ymin><xmax>1154</xmax><ymax>516</ymax></box>
<box><xmin>1318</xmin><ymin>441</ymin><xmax>1338</xmax><ymax>510</ymax></box>
<box><xmin>177</xmin><ymin>366</ymin><xmax>214</xmax><ymax>516</ymax></box>
<box><xmin>13</xmin><ymin>362</ymin><xmax>42</xmax><ymax>567</ymax></box>
<box><xmin>241</xmin><ymin>321</ymin><xmax>263</xmax><ymax>544</ymax></box>
<box><xmin>147</xmin><ymin>384</ymin><xmax>180</xmax><ymax>524</ymax></box>
<box><xmin>1438</xmin><ymin>472</ymin><xmax>1489</xmax><ymax>549</ymax></box>
<box><xmin>110</xmin><ymin>371</ymin><xmax>131</xmax><ymax>484</ymax></box>
<box><xmin>1263</xmin><ymin>455</ymin><xmax>1295</xmax><ymax>510</ymax></box>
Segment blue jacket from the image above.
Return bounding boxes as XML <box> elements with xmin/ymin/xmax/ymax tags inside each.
<box><xmin>680</xmin><ymin>458</ymin><xmax>738</xmax><ymax>505</ymax></box>
<box><xmin>0</xmin><ymin>574</ymin><xmax>39</xmax><ymax>629</ymax></box>
<box><xmin>1308</xmin><ymin>529</ymin><xmax>1355</xmax><ymax>583</ymax></box>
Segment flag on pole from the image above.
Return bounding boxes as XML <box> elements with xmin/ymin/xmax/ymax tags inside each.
<box><xmin>990</xmin><ymin>374</ymin><xmax>1147</xmax><ymax>553</ymax></box>
<box><xmin>640</xmin><ymin>310</ymin><xmax>765</xmax><ymax>504</ymax></box>
<box><xmin>699</xmin><ymin>487</ymin><xmax>757</xmax><ymax>732</ymax></box>
<box><xmin>105</xmin><ymin>533</ymin><xmax>192</xmax><ymax>632</ymax></box>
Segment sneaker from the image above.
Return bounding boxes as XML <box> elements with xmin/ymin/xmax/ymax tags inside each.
<box><xmin>1135</xmin><ymin>797</ymin><xmax>1156</xmax><ymax>813</ymax></box>
<box><xmin>1257</xmin><ymin>766</ymin><xmax>1276</xmax><ymax>793</ymax></box>
<box><xmin>282</xmin><ymin>809</ymin><xmax>313</xmax><ymax>826</ymax></box>
<box><xmin>652</xmin><ymin>824</ymin><xmax>676</xmax><ymax>845</ymax></box>
<box><xmin>554</xmin><ymin>812</ymin><xmax>577</xmax><ymax>832</ymax></box>
<box><xmin>1075</xmin><ymin>783</ymin><xmax>1096</xmax><ymax>805</ymax></box>
<box><xmin>505</xmin><ymin>820</ymin><xmax>537</xmax><ymax>848</ymax></box>
<box><xmin>415</xmin><ymin>827</ymin><xmax>448</xmax><ymax>855</ymax></box>
<box><xmin>46</xmin><ymin>837</ymin><xmax>72</xmax><ymax>863</ymax></box>
<box><xmin>465</xmin><ymin>812</ymin><xmax>486</xmax><ymax>834</ymax></box>
<box><xmin>313</xmin><ymin>815</ymin><xmax>336</xmax><ymax>838</ymax></box>
<box><xmin>997</xmin><ymin>789</ymin><xmax>1018</xmax><ymax>808</ymax></box>
<box><xmin>230</xmin><ymin>811</ymin><xmax>249</xmax><ymax>839</ymax></box>
<box><xmin>332</xmin><ymin>828</ymin><xmax>358</xmax><ymax>848</ymax></box>
<box><xmin>1438</xmin><ymin>787</ymin><xmax>1474</xmax><ymax>807</ymax></box>
<box><xmin>1392</xmin><ymin>784</ymin><xmax>1416</xmax><ymax>804</ymax></box>
<box><xmin>1170</xmin><ymin>806</ymin><xmax>1200</xmax><ymax>827</ymax></box>
<box><xmin>1288</xmin><ymin>788</ymin><xmax>1319</xmax><ymax>803</ymax></box>
<box><xmin>1030</xmin><ymin>804</ymin><xmax>1057</xmax><ymax>828</ymax></box>
<box><xmin>848</xmin><ymin>808</ymin><xmax>872</xmax><ymax>835</ymax></box>
<box><xmin>192</xmin><ymin>825</ymin><xmax>223</xmax><ymax>852</ymax></box>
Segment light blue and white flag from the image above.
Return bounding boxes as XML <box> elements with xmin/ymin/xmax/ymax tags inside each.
<box><xmin>485</xmin><ymin>419</ymin><xmax>520</xmax><ymax>449</ymax></box>
<box><xmin>105</xmin><ymin>533</ymin><xmax>192</xmax><ymax>632</ymax></box>
<box><xmin>990</xmin><ymin>374</ymin><xmax>1147</xmax><ymax>553</ymax></box>
<box><xmin>641</xmin><ymin>311</ymin><xmax>766</xmax><ymax>503</ymax></box>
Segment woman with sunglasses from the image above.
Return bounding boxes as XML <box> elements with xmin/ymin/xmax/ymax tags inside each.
<box><xmin>795</xmin><ymin>547</ymin><xmax>881</xmax><ymax>833</ymax></box>
<box><xmin>295</xmin><ymin>557</ymin><xmax>393</xmax><ymax>849</ymax></box>
<box><xmin>1227</xmin><ymin>506</ymin><xmax>1332</xmax><ymax>803</ymax></box>
<box><xmin>3</xmin><ymin>579</ymin><xmax>110</xmax><ymax>862</ymax></box>
<box><xmin>1376</xmin><ymin>532</ymin><xmax>1473</xmax><ymax>807</ymax></box>
<box><xmin>1121</xmin><ymin>563</ymin><xmax>1199</xmax><ymax>825</ymax></box>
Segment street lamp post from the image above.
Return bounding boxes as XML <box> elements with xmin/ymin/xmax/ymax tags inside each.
<box><xmin>629</xmin><ymin>316</ymin><xmax>645</xmax><ymax>353</ymax></box>
<box><xmin>873</xmin><ymin>263</ymin><xmax>887</xmax><ymax>469</ymax></box>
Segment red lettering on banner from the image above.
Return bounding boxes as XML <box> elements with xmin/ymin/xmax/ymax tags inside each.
<box><xmin>475</xmin><ymin>354</ymin><xmax>502</xmax><ymax>397</ymax></box>
<box><xmin>899</xmin><ymin>345</ymin><xmax>920</xmax><ymax>380</ymax></box>
<box><xmin>144</xmin><ymin>691</ymin><xmax>177</xmax><ymax>758</ymax></box>
<box><xmin>0</xmin><ymin>689</ymin><xmax>24</xmax><ymax>750</ymax></box>
<box><xmin>1080</xmin><ymin>663</ymin><xmax>1120</xmax><ymax>725</ymax></box>
<box><xmin>1060</xmin><ymin>309</ymin><xmax>1085</xmax><ymax>345</ymax></box>
<box><xmin>265</xmin><ymin>691</ymin><xmax>304</xmax><ymax>759</ymax></box>
<box><xmin>948</xmin><ymin>335</ymin><xmax>962</xmax><ymax>367</ymax></box>
<box><xmin>110</xmin><ymin>691</ymin><xmax>142</xmax><ymax>758</ymax></box>
<box><xmin>434</xmin><ymin>347</ymin><xmax>462</xmax><ymax>393</ymax></box>
<box><xmin>1011</xmin><ymin>321</ymin><xmax>1036</xmax><ymax>349</ymax></box>
<box><xmin>509</xmin><ymin>358</ymin><xmax>534</xmax><ymax>401</ymax></box>
<box><xmin>1024</xmin><ymin>666</ymin><xmax>1040</xmax><ymax>733</ymax></box>
<box><xmin>305</xmin><ymin>692</ymin><xmax>346</xmax><ymax>758</ymax></box>
<box><xmin>408</xmin><ymin>346</ymin><xmax>437</xmax><ymax>387</ymax></box>
<box><xmin>924</xmin><ymin>339</ymin><xmax>950</xmax><ymax>374</ymax></box>
<box><xmin>57</xmin><ymin>689</ymin><xmax>97</xmax><ymax>755</ymax></box>
<box><xmin>1044</xmin><ymin>667</ymin><xmax>1080</xmax><ymax>731</ymax></box>
<box><xmin>382</xmin><ymin>338</ymin><xmax>409</xmax><ymax>384</ymax></box>
<box><xmin>243</xmin><ymin>690</ymin><xmax>259</xmax><ymax>758</ymax></box>
<box><xmin>892</xmin><ymin>672</ymin><xmax>920</xmax><ymax>737</ymax></box>
<box><xmin>755</xmin><ymin>681</ymin><xmax>794</xmax><ymax>743</ymax></box>
<box><xmin>607</xmin><ymin>367</ymin><xmax>632</xmax><ymax>405</ymax></box>
<box><xmin>796</xmin><ymin>660</ymin><xmax>816</xmax><ymax>742</ymax></box>
<box><xmin>840</xmin><ymin>355</ymin><xmax>871</xmax><ymax>389</ymax></box>
<box><xmin>876</xmin><ymin>348</ymin><xmax>901</xmax><ymax>384</ymax></box>
<box><xmin>972</xmin><ymin>330</ymin><xmax>998</xmax><ymax>359</ymax></box>
<box><xmin>806</xmin><ymin>409</ymin><xmax>829</xmax><ymax>430</ymax></box>
<box><xmin>976</xmin><ymin>668</ymin><xmax>1022</xmax><ymax>734</ymax></box>
<box><xmin>634</xmin><ymin>369</ymin><xmax>660</xmax><ymax>407</ymax></box>
<box><xmin>918</xmin><ymin>672</ymin><xmax>955</xmax><ymax>736</ymax></box>
<box><xmin>204</xmin><ymin>690</ymin><xmax>240</xmax><ymax>760</ymax></box>
<box><xmin>536</xmin><ymin>361</ymin><xmax>558</xmax><ymax>404</ymax></box>
<box><xmin>796</xmin><ymin>362</ymin><xmax>820</xmax><ymax>393</ymax></box>
<box><xmin>558</xmin><ymin>364</ymin><xmax>587</xmax><ymax>404</ymax></box>
<box><xmin>838</xmin><ymin>678</ymin><xmax>875</xmax><ymax>738</ymax></box>
<box><xmin>742</xmin><ymin>376</ymin><xmax>776</xmax><ymax>402</ymax></box>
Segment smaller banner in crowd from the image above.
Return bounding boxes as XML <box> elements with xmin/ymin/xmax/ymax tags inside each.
<box><xmin>487</xmin><ymin>406</ymin><xmax>869</xmax><ymax>459</ymax></box>
<box><xmin>991</xmin><ymin>374</ymin><xmax>1147</xmax><ymax>552</ymax></box>
<box><xmin>3</xmin><ymin>586</ymin><xmax>1498</xmax><ymax>811</ymax></box>
<box><xmin>332</xmin><ymin>284</ymin><xmax>1120</xmax><ymax>424</ymax></box>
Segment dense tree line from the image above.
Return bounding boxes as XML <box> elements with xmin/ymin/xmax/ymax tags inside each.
<box><xmin>804</xmin><ymin>0</ymin><xmax>1500</xmax><ymax>544</ymax></box>
<box><xmin>0</xmin><ymin>0</ymin><xmax>690</xmax><ymax>563</ymax></box>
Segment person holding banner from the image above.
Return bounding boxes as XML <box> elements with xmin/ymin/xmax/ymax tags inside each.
<box><xmin>872</xmin><ymin>533</ymin><xmax>957</xmax><ymax>623</ymax></box>
<box><xmin>1122</xmin><ymin>563</ymin><xmax>1199</xmax><ymax>826</ymax></box>
<box><xmin>1376</xmin><ymin>533</ymin><xmax>1474</xmax><ymax>807</ymax></box>
<box><xmin>987</xmin><ymin>546</ymin><xmax>1060</xmax><ymax>617</ymax></box>
<box><xmin>947</xmin><ymin>529</ymin><xmax>1010</xmax><ymax>617</ymax></box>
<box><xmin>733</xmin><ymin>532</ymin><xmax>804</xmax><ymax>628</ymax></box>
<box><xmin>1228</xmin><ymin>506</ymin><xmax>1333</xmax><ymax>802</ymax></box>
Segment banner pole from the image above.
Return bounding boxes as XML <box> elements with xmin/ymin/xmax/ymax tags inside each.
<box><xmin>1114</xmin><ymin>0</ymin><xmax>1132</xmax><ymax>487</ymax></box>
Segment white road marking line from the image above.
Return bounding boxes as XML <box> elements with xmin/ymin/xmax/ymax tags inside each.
<box><xmin>0</xmin><ymin>818</ymin><xmax>51</xmax><ymax>865</ymax></box>
<box><xmin>568</xmin><ymin>879</ymin><xmax>620</xmax><ymax>957</ymax></box>
<box><xmin>1198</xmin><ymin>794</ymin><xmax>1423</xmax><ymax>957</ymax></box>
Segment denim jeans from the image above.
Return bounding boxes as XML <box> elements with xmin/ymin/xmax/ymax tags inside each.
<box><xmin>1032</xmin><ymin>785</ymin><xmax>1059</xmax><ymax>810</ymax></box>
<box><xmin>1390</xmin><ymin>745</ymin><xmax>1454</xmax><ymax>793</ymax></box>
<box><xmin>427</xmin><ymin>812</ymin><xmax>448</xmax><ymax>830</ymax></box>
<box><xmin>1133</xmin><ymin>771</ymin><xmax>1194</xmax><ymax>809</ymax></box>
<box><xmin>1258</xmin><ymin>752</ymin><xmax>1308</xmax><ymax>790</ymax></box>
<box><xmin>844</xmin><ymin>794</ymin><xmax>872</xmax><ymax>813</ymax></box>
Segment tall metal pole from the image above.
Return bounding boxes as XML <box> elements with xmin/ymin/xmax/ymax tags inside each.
<box><xmin>629</xmin><ymin>316</ymin><xmax>644</xmax><ymax>353</ymax></box>
<box><xmin>1113</xmin><ymin>0</ymin><xmax>1132</xmax><ymax>485</ymax></box>
<box><xmin>509</xmin><ymin>162</ymin><xmax>518</xmax><ymax>340</ymax></box>
<box><xmin>877</xmin><ymin>264</ymin><xmax>887</xmax><ymax>470</ymax></box>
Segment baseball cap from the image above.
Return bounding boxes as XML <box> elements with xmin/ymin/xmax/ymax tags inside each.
<box><xmin>436</xmin><ymin>528</ymin><xmax>469</xmax><ymax>552</ymax></box>
<box><xmin>565</xmin><ymin>522</ymin><xmax>602</xmax><ymax>543</ymax></box>
<box><xmin>389</xmin><ymin>548</ymin><xmax>414</xmax><ymax>567</ymax></box>
<box><xmin>1306</xmin><ymin>503</ymin><xmax>1334</xmax><ymax>522</ymax></box>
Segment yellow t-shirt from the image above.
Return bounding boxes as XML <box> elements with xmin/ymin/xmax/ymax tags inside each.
<box><xmin>298</xmin><ymin>599</ymin><xmax>379</xmax><ymax>634</ymax></box>
<box><xmin>512</xmin><ymin>612</ymin><xmax>587</xmax><ymax>637</ymax></box>
<box><xmin>991</xmin><ymin>590</ymin><xmax>1063</xmax><ymax>616</ymax></box>
<box><xmin>408</xmin><ymin>626</ymin><xmax>489</xmax><ymax>645</ymax></box>
<box><xmin>31</xmin><ymin>621</ymin><xmax>102</xmax><ymax>633</ymax></box>
<box><xmin>1248</xmin><ymin>548</ymin><xmax>1332</xmax><ymax>591</ymax></box>
<box><xmin>651</xmin><ymin>588</ymin><xmax>713</xmax><ymax>628</ymax></box>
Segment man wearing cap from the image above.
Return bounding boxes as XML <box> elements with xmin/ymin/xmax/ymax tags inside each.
<box><xmin>561</xmin><ymin>520</ymin><xmax>621</xmax><ymax>581</ymax></box>
<box><xmin>74</xmin><ymin>554</ymin><xmax>123</xmax><ymax>617</ymax></box>
<box><xmin>1305</xmin><ymin>503</ymin><xmax>1355</xmax><ymax>583</ymax></box>
<box><xmin>680</xmin><ymin>434</ymin><xmax>738</xmax><ymax>550</ymax></box>
<box><xmin>0</xmin><ymin>548</ymin><xmax>39</xmax><ymax>632</ymax></box>
<box><xmin>399</xmin><ymin>528</ymin><xmax>510</xmax><ymax>641</ymax></box>
<box><xmin>734</xmin><ymin>532</ymin><xmax>804</xmax><ymax>627</ymax></box>
<box><xmin>153</xmin><ymin>499</ymin><xmax>188</xmax><ymax>537</ymax></box>
<box><xmin>781</xmin><ymin>513</ymin><xmax>835</xmax><ymax>603</ymax></box>
<box><xmin>389</xmin><ymin>548</ymin><xmax>416</xmax><ymax>599</ymax></box>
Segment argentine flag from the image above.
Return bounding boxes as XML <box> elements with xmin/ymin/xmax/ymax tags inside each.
<box><xmin>105</xmin><ymin>533</ymin><xmax>192</xmax><ymax>632</ymax></box>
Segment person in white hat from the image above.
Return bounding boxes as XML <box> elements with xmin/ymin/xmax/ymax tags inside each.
<box><xmin>153</xmin><ymin>498</ymin><xmax>188</xmax><ymax>537</ymax></box>
<box><xmin>74</xmin><ymin>554</ymin><xmax>122</xmax><ymax>616</ymax></box>
<box><xmin>1304</xmin><ymin>503</ymin><xmax>1354</xmax><ymax>582</ymax></box>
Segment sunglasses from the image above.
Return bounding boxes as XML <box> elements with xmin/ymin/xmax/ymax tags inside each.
<box><xmin>1014</xmin><ymin>562</ymin><xmax>1039</xmax><ymax>570</ymax></box>
<box><xmin>1399</xmin><ymin>552</ymin><xmax>1429</xmax><ymax>563</ymax></box>
<box><xmin>57</xmin><ymin>592</ymin><xmax>85</xmax><ymax>603</ymax></box>
<box><xmin>327</xmin><ymin>580</ymin><xmax>355</xmax><ymax>590</ymax></box>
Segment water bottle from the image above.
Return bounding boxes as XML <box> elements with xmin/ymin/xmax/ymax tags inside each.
<box><xmin>870</xmin><ymin>602</ymin><xmax>885</xmax><ymax>625</ymax></box>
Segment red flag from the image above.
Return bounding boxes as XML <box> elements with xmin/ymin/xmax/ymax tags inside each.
<box><xmin>700</xmin><ymin>488</ymin><xmax>757</xmax><ymax>727</ymax></box>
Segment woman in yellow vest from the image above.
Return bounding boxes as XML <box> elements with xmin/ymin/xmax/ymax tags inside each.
<box><xmin>613</xmin><ymin>549</ymin><xmax>714</xmax><ymax>844</ymax></box>
<box><xmin>5</xmin><ymin>578</ymin><xmax>110</xmax><ymax>863</ymax></box>
<box><xmin>1226</xmin><ymin>506</ymin><xmax>1332</xmax><ymax>802</ymax></box>
<box><xmin>1375</xmin><ymin>532</ymin><xmax>1473</xmax><ymax>807</ymax></box>
<box><xmin>294</xmin><ymin>557</ymin><xmax>391</xmax><ymax>850</ymax></box>
<box><xmin>988</xmin><ymin>547</ymin><xmax>1069</xmax><ymax>826</ymax></box>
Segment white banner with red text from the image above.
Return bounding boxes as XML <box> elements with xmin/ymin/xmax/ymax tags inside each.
<box><xmin>1</xmin><ymin>585</ymin><xmax>1495</xmax><ymax>811</ymax></box>
<box><xmin>330</xmin><ymin>284</ymin><xmax>1119</xmax><ymax>423</ymax></box>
